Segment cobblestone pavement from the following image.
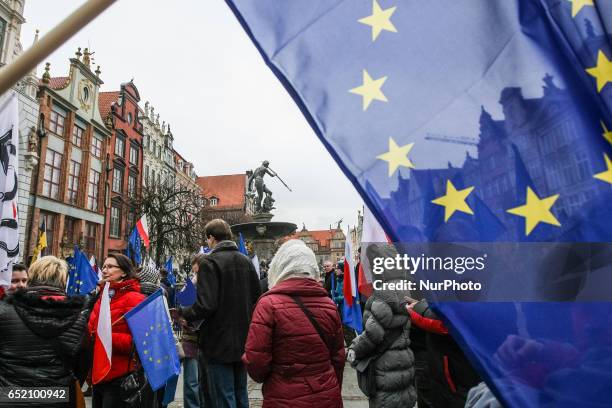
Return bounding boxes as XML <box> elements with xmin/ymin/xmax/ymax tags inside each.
<box><xmin>85</xmin><ymin>362</ymin><xmax>367</xmax><ymax>408</ymax></box>
<box><xmin>85</xmin><ymin>362</ymin><xmax>368</xmax><ymax>407</ymax></box>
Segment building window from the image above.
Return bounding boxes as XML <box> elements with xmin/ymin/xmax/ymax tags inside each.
<box><xmin>72</xmin><ymin>125</ymin><xmax>84</xmax><ymax>147</ymax></box>
<box><xmin>112</xmin><ymin>167</ymin><xmax>124</xmax><ymax>193</ymax></box>
<box><xmin>0</xmin><ymin>18</ymin><xmax>6</xmax><ymax>61</ymax></box>
<box><xmin>115</xmin><ymin>136</ymin><xmax>125</xmax><ymax>158</ymax></box>
<box><xmin>91</xmin><ymin>135</ymin><xmax>103</xmax><ymax>158</ymax></box>
<box><xmin>85</xmin><ymin>222</ymin><xmax>97</xmax><ymax>255</ymax></box>
<box><xmin>49</xmin><ymin>109</ymin><xmax>66</xmax><ymax>136</ymax></box>
<box><xmin>210</xmin><ymin>197</ymin><xmax>218</xmax><ymax>207</ymax></box>
<box><xmin>43</xmin><ymin>149</ymin><xmax>62</xmax><ymax>199</ymax></box>
<box><xmin>87</xmin><ymin>170</ymin><xmax>100</xmax><ymax>211</ymax></box>
<box><xmin>128</xmin><ymin>174</ymin><xmax>136</xmax><ymax>197</ymax></box>
<box><xmin>64</xmin><ymin>217</ymin><xmax>77</xmax><ymax>246</ymax></box>
<box><xmin>110</xmin><ymin>205</ymin><xmax>121</xmax><ymax>238</ymax></box>
<box><xmin>144</xmin><ymin>165</ymin><xmax>149</xmax><ymax>186</ymax></box>
<box><xmin>151</xmin><ymin>169</ymin><xmax>156</xmax><ymax>185</ymax></box>
<box><xmin>129</xmin><ymin>144</ymin><xmax>139</xmax><ymax>165</ymax></box>
<box><xmin>67</xmin><ymin>160</ymin><xmax>80</xmax><ymax>205</ymax></box>
<box><xmin>39</xmin><ymin>212</ymin><xmax>55</xmax><ymax>256</ymax></box>
<box><xmin>127</xmin><ymin>112</ymin><xmax>133</xmax><ymax>124</ymax></box>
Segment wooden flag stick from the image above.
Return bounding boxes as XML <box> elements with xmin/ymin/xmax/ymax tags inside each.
<box><xmin>0</xmin><ymin>0</ymin><xmax>116</xmax><ymax>96</ymax></box>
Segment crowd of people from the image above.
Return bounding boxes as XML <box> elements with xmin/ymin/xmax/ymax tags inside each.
<box><xmin>0</xmin><ymin>218</ymin><xmax>491</xmax><ymax>408</ymax></box>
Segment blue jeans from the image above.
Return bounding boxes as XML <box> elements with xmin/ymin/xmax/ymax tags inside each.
<box><xmin>183</xmin><ymin>358</ymin><xmax>202</xmax><ymax>408</ymax></box>
<box><xmin>205</xmin><ymin>362</ymin><xmax>248</xmax><ymax>408</ymax></box>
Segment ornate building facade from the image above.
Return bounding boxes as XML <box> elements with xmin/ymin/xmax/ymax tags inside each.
<box><xmin>28</xmin><ymin>48</ymin><xmax>110</xmax><ymax>261</ymax></box>
<box><xmin>141</xmin><ymin>103</ymin><xmax>175</xmax><ymax>188</ymax></box>
<box><xmin>98</xmin><ymin>81</ymin><xmax>144</xmax><ymax>255</ymax></box>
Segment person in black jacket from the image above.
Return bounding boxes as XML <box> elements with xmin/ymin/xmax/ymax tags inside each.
<box><xmin>0</xmin><ymin>256</ymin><xmax>96</xmax><ymax>408</ymax></box>
<box><xmin>408</xmin><ymin>299</ymin><xmax>480</xmax><ymax>408</ymax></box>
<box><xmin>179</xmin><ymin>219</ymin><xmax>261</xmax><ymax>408</ymax></box>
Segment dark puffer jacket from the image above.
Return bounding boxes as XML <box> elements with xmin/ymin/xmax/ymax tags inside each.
<box><xmin>351</xmin><ymin>291</ymin><xmax>417</xmax><ymax>408</ymax></box>
<box><xmin>242</xmin><ymin>278</ymin><xmax>345</xmax><ymax>408</ymax></box>
<box><xmin>0</xmin><ymin>286</ymin><xmax>95</xmax><ymax>408</ymax></box>
<box><xmin>350</xmin><ymin>244</ymin><xmax>416</xmax><ymax>408</ymax></box>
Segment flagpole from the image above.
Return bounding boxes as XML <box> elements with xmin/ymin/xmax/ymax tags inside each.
<box><xmin>0</xmin><ymin>0</ymin><xmax>116</xmax><ymax>96</ymax></box>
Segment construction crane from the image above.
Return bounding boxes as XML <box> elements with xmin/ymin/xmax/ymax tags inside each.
<box><xmin>425</xmin><ymin>133</ymin><xmax>479</xmax><ymax>146</ymax></box>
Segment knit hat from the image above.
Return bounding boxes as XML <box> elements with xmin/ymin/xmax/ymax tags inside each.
<box><xmin>138</xmin><ymin>265</ymin><xmax>160</xmax><ymax>285</ymax></box>
<box><xmin>268</xmin><ymin>239</ymin><xmax>319</xmax><ymax>288</ymax></box>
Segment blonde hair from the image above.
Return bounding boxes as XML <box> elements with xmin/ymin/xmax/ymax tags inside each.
<box><xmin>28</xmin><ymin>256</ymin><xmax>68</xmax><ymax>289</ymax></box>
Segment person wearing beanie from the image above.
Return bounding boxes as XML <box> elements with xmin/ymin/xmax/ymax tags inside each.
<box><xmin>138</xmin><ymin>265</ymin><xmax>162</xmax><ymax>296</ymax></box>
<box><xmin>242</xmin><ymin>239</ymin><xmax>345</xmax><ymax>407</ymax></box>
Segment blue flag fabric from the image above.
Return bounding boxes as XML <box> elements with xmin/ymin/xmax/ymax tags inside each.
<box><xmin>164</xmin><ymin>257</ymin><xmax>176</xmax><ymax>286</ymax></box>
<box><xmin>227</xmin><ymin>1</ymin><xmax>612</xmax><ymax>406</ymax></box>
<box><xmin>176</xmin><ymin>276</ymin><xmax>196</xmax><ymax>307</ymax></box>
<box><xmin>125</xmin><ymin>289</ymin><xmax>181</xmax><ymax>391</ymax></box>
<box><xmin>238</xmin><ymin>233</ymin><xmax>248</xmax><ymax>255</ymax></box>
<box><xmin>342</xmin><ymin>299</ymin><xmax>363</xmax><ymax>335</ymax></box>
<box><xmin>66</xmin><ymin>246</ymin><xmax>99</xmax><ymax>296</ymax></box>
<box><xmin>127</xmin><ymin>227</ymin><xmax>142</xmax><ymax>266</ymax></box>
<box><xmin>162</xmin><ymin>374</ymin><xmax>179</xmax><ymax>406</ymax></box>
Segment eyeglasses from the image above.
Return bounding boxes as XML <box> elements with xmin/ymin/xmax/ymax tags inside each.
<box><xmin>102</xmin><ymin>264</ymin><xmax>120</xmax><ymax>270</ymax></box>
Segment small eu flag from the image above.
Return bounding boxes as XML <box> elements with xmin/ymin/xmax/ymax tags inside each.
<box><xmin>125</xmin><ymin>289</ymin><xmax>180</xmax><ymax>391</ymax></box>
<box><xmin>238</xmin><ymin>233</ymin><xmax>248</xmax><ymax>256</ymax></box>
<box><xmin>67</xmin><ymin>246</ymin><xmax>99</xmax><ymax>296</ymax></box>
<box><xmin>126</xmin><ymin>227</ymin><xmax>142</xmax><ymax>266</ymax></box>
<box><xmin>164</xmin><ymin>256</ymin><xmax>176</xmax><ymax>286</ymax></box>
<box><xmin>176</xmin><ymin>276</ymin><xmax>196</xmax><ymax>307</ymax></box>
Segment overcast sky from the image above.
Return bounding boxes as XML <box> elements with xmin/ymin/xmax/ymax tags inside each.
<box><xmin>20</xmin><ymin>0</ymin><xmax>363</xmax><ymax>232</ymax></box>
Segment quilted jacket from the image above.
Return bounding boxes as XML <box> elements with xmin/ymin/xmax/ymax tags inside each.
<box><xmin>350</xmin><ymin>290</ymin><xmax>417</xmax><ymax>408</ymax></box>
<box><xmin>0</xmin><ymin>286</ymin><xmax>95</xmax><ymax>408</ymax></box>
<box><xmin>242</xmin><ymin>278</ymin><xmax>345</xmax><ymax>408</ymax></box>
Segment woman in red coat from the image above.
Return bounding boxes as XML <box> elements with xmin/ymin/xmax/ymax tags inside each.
<box><xmin>242</xmin><ymin>239</ymin><xmax>345</xmax><ymax>408</ymax></box>
<box><xmin>88</xmin><ymin>253</ymin><xmax>147</xmax><ymax>408</ymax></box>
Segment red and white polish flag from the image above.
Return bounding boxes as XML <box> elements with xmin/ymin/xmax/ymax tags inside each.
<box><xmin>358</xmin><ymin>205</ymin><xmax>390</xmax><ymax>296</ymax></box>
<box><xmin>92</xmin><ymin>282</ymin><xmax>112</xmax><ymax>384</ymax></box>
<box><xmin>136</xmin><ymin>216</ymin><xmax>150</xmax><ymax>248</ymax></box>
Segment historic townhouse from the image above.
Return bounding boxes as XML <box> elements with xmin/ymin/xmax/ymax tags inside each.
<box><xmin>98</xmin><ymin>81</ymin><xmax>144</xmax><ymax>255</ymax></box>
<box><xmin>28</xmin><ymin>48</ymin><xmax>109</xmax><ymax>261</ymax></box>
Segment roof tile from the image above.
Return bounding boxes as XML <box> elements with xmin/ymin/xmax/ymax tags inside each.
<box><xmin>98</xmin><ymin>91</ymin><xmax>119</xmax><ymax>120</ymax></box>
<box><xmin>197</xmin><ymin>174</ymin><xmax>246</xmax><ymax>209</ymax></box>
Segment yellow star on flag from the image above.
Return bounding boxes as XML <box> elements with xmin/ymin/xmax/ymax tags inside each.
<box><xmin>349</xmin><ymin>69</ymin><xmax>388</xmax><ymax>111</ymax></box>
<box><xmin>358</xmin><ymin>0</ymin><xmax>398</xmax><ymax>41</ymax></box>
<box><xmin>376</xmin><ymin>137</ymin><xmax>414</xmax><ymax>176</ymax></box>
<box><xmin>507</xmin><ymin>187</ymin><xmax>561</xmax><ymax>236</ymax></box>
<box><xmin>602</xmin><ymin>121</ymin><xmax>612</xmax><ymax>145</ymax></box>
<box><xmin>568</xmin><ymin>0</ymin><xmax>594</xmax><ymax>17</ymax></box>
<box><xmin>593</xmin><ymin>153</ymin><xmax>612</xmax><ymax>185</ymax></box>
<box><xmin>431</xmin><ymin>180</ymin><xmax>475</xmax><ymax>222</ymax></box>
<box><xmin>586</xmin><ymin>50</ymin><xmax>612</xmax><ymax>92</ymax></box>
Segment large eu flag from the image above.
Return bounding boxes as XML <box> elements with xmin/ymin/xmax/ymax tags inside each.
<box><xmin>125</xmin><ymin>289</ymin><xmax>180</xmax><ymax>391</ymax></box>
<box><xmin>227</xmin><ymin>1</ymin><xmax>612</xmax><ymax>406</ymax></box>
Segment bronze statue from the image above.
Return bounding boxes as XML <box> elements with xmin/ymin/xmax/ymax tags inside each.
<box><xmin>248</xmin><ymin>160</ymin><xmax>275</xmax><ymax>212</ymax></box>
<box><xmin>262</xmin><ymin>192</ymin><xmax>276</xmax><ymax>212</ymax></box>
<box><xmin>247</xmin><ymin>160</ymin><xmax>291</xmax><ymax>213</ymax></box>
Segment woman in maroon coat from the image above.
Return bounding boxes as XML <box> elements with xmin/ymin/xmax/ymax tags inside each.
<box><xmin>242</xmin><ymin>239</ymin><xmax>345</xmax><ymax>408</ymax></box>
